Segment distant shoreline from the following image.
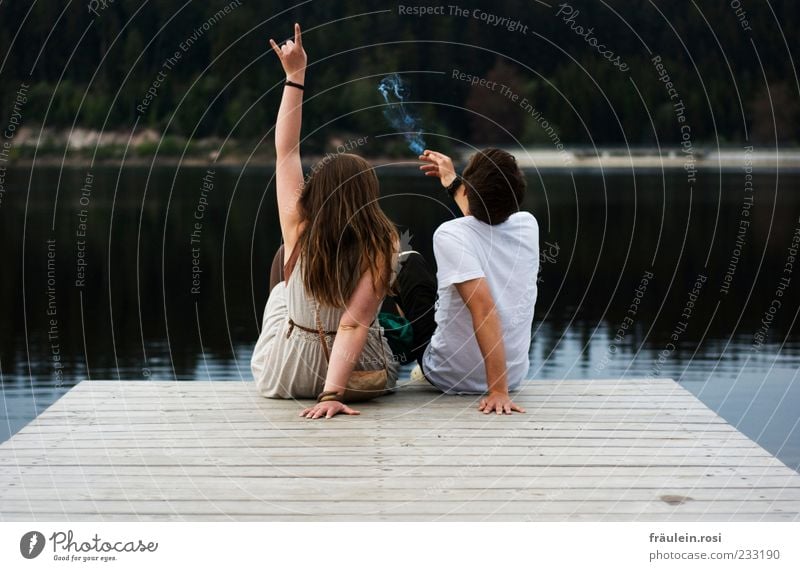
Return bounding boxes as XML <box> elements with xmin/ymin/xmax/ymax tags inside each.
<box><xmin>506</xmin><ymin>148</ymin><xmax>800</xmax><ymax>171</ymax></box>
<box><xmin>6</xmin><ymin>151</ymin><xmax>800</xmax><ymax>172</ymax></box>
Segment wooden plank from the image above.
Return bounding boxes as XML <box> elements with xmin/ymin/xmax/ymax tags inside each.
<box><xmin>21</xmin><ymin>411</ymin><xmax>731</xmax><ymax>422</ymax></box>
<box><xmin>64</xmin><ymin>389</ymin><xmax>689</xmax><ymax>398</ymax></box>
<box><xmin>10</xmin><ymin>417</ymin><xmax>728</xmax><ymax>429</ymax></box>
<box><xmin>1</xmin><ymin>498</ymin><xmax>798</xmax><ymax>515</ymax></box>
<box><xmin>49</xmin><ymin>406</ymin><xmax>714</xmax><ymax>415</ymax></box>
<box><xmin>0</xmin><ymin>447</ymin><xmax>781</xmax><ymax>460</ymax></box>
<box><xmin>61</xmin><ymin>389</ymin><xmax>695</xmax><ymax>397</ymax></box>
<box><xmin>0</xmin><ymin>440</ymin><xmax>762</xmax><ymax>452</ymax></box>
<box><xmin>7</xmin><ymin>445</ymin><xmax>758</xmax><ymax>465</ymax></box>
<box><xmin>1</xmin><ymin>447</ymin><xmax>776</xmax><ymax>459</ymax></box>
<box><xmin>55</xmin><ymin>397</ymin><xmax>714</xmax><ymax>405</ymax></box>
<box><xmin>3</xmin><ymin>478</ymin><xmax>799</xmax><ymax>492</ymax></box>
<box><xmin>68</xmin><ymin>378</ymin><xmax>682</xmax><ymax>387</ymax></box>
<box><xmin>7</xmin><ymin>466</ymin><xmax>797</xmax><ymax>480</ymax></box>
<box><xmin>0</xmin><ymin>459</ymin><xmax>784</xmax><ymax>470</ymax></box>
<box><xmin>42</xmin><ymin>402</ymin><xmax>715</xmax><ymax>411</ymax></box>
<box><xmin>22</xmin><ymin>409</ymin><xmax>728</xmax><ymax>420</ymax></box>
<box><xmin>0</xmin><ymin>433</ymin><xmax>767</xmax><ymax>448</ymax></box>
<box><xmin>53</xmin><ymin>386</ymin><xmax>693</xmax><ymax>394</ymax></box>
<box><xmin>3</xmin><ymin>485</ymin><xmax>800</xmax><ymax>502</ymax></box>
<box><xmin>2</xmin><ymin>512</ymin><xmax>796</xmax><ymax>522</ymax></box>
<box><xmin>54</xmin><ymin>384</ymin><xmax>698</xmax><ymax>394</ymax></box>
<box><xmin>2</xmin><ymin>465</ymin><xmax>796</xmax><ymax>478</ymax></box>
<box><xmin>5</xmin><ymin>429</ymin><xmax>744</xmax><ymax>442</ymax></box>
<box><xmin>1</xmin><ymin>433</ymin><xmax>760</xmax><ymax>445</ymax></box>
<box><xmin>1</xmin><ymin>464</ymin><xmax>792</xmax><ymax>477</ymax></box>
<box><xmin>82</xmin><ymin>392</ymin><xmax>694</xmax><ymax>400</ymax></box>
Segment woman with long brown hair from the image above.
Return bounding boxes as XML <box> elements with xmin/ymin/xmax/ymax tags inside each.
<box><xmin>251</xmin><ymin>23</ymin><xmax>402</xmax><ymax>419</ymax></box>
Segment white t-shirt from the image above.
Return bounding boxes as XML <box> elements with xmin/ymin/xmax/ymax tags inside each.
<box><xmin>422</xmin><ymin>211</ymin><xmax>540</xmax><ymax>394</ymax></box>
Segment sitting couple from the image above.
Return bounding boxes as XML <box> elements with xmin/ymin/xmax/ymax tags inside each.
<box><xmin>251</xmin><ymin>24</ymin><xmax>539</xmax><ymax>418</ymax></box>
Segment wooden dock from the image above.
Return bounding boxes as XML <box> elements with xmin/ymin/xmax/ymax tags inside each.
<box><xmin>1</xmin><ymin>378</ymin><xmax>799</xmax><ymax>521</ymax></box>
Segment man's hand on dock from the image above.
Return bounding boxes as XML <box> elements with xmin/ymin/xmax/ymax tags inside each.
<box><xmin>478</xmin><ymin>392</ymin><xmax>526</xmax><ymax>415</ymax></box>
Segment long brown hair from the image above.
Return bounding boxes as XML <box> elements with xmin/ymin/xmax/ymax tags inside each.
<box><xmin>297</xmin><ymin>153</ymin><xmax>398</xmax><ymax>308</ymax></box>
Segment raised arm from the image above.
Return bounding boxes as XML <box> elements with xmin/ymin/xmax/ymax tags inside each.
<box><xmin>454</xmin><ymin>278</ymin><xmax>526</xmax><ymax>415</ymax></box>
<box><xmin>269</xmin><ymin>23</ymin><xmax>306</xmax><ymax>254</ymax></box>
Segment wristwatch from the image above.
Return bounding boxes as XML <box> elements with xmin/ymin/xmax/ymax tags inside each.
<box><xmin>445</xmin><ymin>176</ymin><xmax>462</xmax><ymax>197</ymax></box>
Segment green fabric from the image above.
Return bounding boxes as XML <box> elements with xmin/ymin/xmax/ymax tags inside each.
<box><xmin>378</xmin><ymin>312</ymin><xmax>414</xmax><ymax>364</ymax></box>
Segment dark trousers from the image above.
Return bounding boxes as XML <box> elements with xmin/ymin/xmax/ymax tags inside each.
<box><xmin>383</xmin><ymin>252</ymin><xmax>438</xmax><ymax>365</ymax></box>
<box><xmin>268</xmin><ymin>246</ymin><xmax>438</xmax><ymax>365</ymax></box>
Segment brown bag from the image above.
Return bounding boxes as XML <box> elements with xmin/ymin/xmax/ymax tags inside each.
<box><xmin>314</xmin><ymin>302</ymin><xmax>389</xmax><ymax>403</ymax></box>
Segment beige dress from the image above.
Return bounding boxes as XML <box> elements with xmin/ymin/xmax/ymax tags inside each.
<box><xmin>251</xmin><ymin>255</ymin><xmax>399</xmax><ymax>399</ymax></box>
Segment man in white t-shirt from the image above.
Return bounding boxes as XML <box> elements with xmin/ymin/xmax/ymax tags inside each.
<box><xmin>415</xmin><ymin>148</ymin><xmax>539</xmax><ymax>414</ymax></box>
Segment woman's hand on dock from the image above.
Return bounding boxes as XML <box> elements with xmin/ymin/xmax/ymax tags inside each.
<box><xmin>300</xmin><ymin>400</ymin><xmax>361</xmax><ymax>419</ymax></box>
<box><xmin>478</xmin><ymin>393</ymin><xmax>526</xmax><ymax>415</ymax></box>
<box><xmin>419</xmin><ymin>149</ymin><xmax>457</xmax><ymax>188</ymax></box>
<box><xmin>269</xmin><ymin>23</ymin><xmax>306</xmax><ymax>82</ymax></box>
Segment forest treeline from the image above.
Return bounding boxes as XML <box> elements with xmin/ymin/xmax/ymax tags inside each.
<box><xmin>1</xmin><ymin>0</ymin><xmax>798</xmax><ymax>155</ymax></box>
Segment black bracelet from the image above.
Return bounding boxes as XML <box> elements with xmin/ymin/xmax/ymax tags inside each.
<box><xmin>445</xmin><ymin>175</ymin><xmax>462</xmax><ymax>197</ymax></box>
<box><xmin>285</xmin><ymin>79</ymin><xmax>305</xmax><ymax>91</ymax></box>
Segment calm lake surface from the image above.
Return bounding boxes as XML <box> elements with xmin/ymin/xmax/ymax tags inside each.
<box><xmin>1</xmin><ymin>164</ymin><xmax>799</xmax><ymax>471</ymax></box>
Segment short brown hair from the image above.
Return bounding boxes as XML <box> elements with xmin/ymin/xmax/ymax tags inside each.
<box><xmin>461</xmin><ymin>148</ymin><xmax>526</xmax><ymax>225</ymax></box>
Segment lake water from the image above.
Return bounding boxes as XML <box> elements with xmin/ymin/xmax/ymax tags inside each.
<box><xmin>1</xmin><ymin>164</ymin><xmax>798</xmax><ymax>472</ymax></box>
